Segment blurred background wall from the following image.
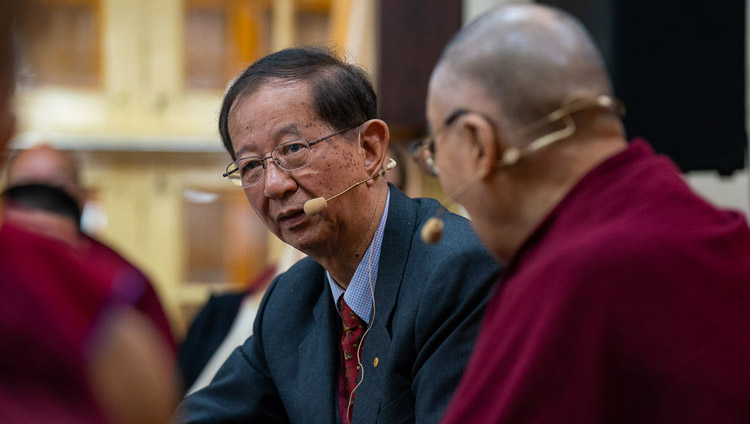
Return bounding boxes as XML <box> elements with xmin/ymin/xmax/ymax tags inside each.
<box><xmin>4</xmin><ymin>0</ymin><xmax>748</xmax><ymax>339</ymax></box>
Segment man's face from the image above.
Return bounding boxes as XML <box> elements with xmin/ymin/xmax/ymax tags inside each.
<box><xmin>227</xmin><ymin>79</ymin><xmax>365</xmax><ymax>255</ymax></box>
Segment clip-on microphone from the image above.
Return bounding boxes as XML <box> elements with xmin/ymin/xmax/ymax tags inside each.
<box><xmin>419</xmin><ymin>174</ymin><xmax>481</xmax><ymax>245</ymax></box>
<box><xmin>303</xmin><ymin>157</ymin><xmax>397</xmax><ymax>216</ymax></box>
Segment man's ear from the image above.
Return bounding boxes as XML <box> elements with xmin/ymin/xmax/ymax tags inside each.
<box><xmin>358</xmin><ymin>119</ymin><xmax>389</xmax><ymax>185</ymax></box>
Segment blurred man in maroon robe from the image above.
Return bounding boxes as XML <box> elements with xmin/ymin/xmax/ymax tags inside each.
<box><xmin>0</xmin><ymin>2</ymin><xmax>179</xmax><ymax>422</ymax></box>
<box><xmin>3</xmin><ymin>144</ymin><xmax>175</xmax><ymax>351</ymax></box>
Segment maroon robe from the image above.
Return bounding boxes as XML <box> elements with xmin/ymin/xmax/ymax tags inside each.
<box><xmin>0</xmin><ymin>220</ymin><xmax>175</xmax><ymax>422</ymax></box>
<box><xmin>82</xmin><ymin>234</ymin><xmax>175</xmax><ymax>352</ymax></box>
<box><xmin>0</xmin><ymin>222</ymin><xmax>109</xmax><ymax>422</ymax></box>
<box><xmin>442</xmin><ymin>140</ymin><xmax>750</xmax><ymax>423</ymax></box>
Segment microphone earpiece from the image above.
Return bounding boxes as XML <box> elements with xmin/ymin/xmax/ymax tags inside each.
<box><xmin>596</xmin><ymin>95</ymin><xmax>613</xmax><ymax>108</ymax></box>
<box><xmin>303</xmin><ymin>197</ymin><xmax>328</xmax><ymax>216</ymax></box>
<box><xmin>304</xmin><ymin>157</ymin><xmax>399</xmax><ymax>217</ymax></box>
<box><xmin>419</xmin><ymin>172</ymin><xmax>484</xmax><ymax>245</ymax></box>
<box><xmin>379</xmin><ymin>157</ymin><xmax>397</xmax><ymax>176</ymax></box>
<box><xmin>386</xmin><ymin>157</ymin><xmax>397</xmax><ymax>170</ymax></box>
<box><xmin>501</xmin><ymin>147</ymin><xmax>521</xmax><ymax>166</ymax></box>
<box><xmin>420</xmin><ymin>217</ymin><xmax>444</xmax><ymax>244</ymax></box>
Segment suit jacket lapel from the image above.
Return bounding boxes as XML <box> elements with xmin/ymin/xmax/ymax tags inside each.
<box><xmin>296</xmin><ymin>267</ymin><xmax>340</xmax><ymax>424</ymax></box>
<box><xmin>352</xmin><ymin>186</ymin><xmax>419</xmax><ymax>423</ymax></box>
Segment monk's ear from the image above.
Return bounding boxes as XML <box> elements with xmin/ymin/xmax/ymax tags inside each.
<box><xmin>460</xmin><ymin>114</ymin><xmax>497</xmax><ymax>180</ymax></box>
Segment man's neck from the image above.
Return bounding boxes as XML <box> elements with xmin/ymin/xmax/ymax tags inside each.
<box><xmin>314</xmin><ymin>184</ymin><xmax>388</xmax><ymax>289</ymax></box>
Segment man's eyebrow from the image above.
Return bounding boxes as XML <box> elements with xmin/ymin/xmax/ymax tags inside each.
<box><xmin>235</xmin><ymin>123</ymin><xmax>302</xmax><ymax>157</ymax></box>
<box><xmin>277</xmin><ymin>123</ymin><xmax>301</xmax><ymax>138</ymax></box>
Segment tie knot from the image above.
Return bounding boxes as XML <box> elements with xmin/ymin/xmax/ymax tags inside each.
<box><xmin>340</xmin><ymin>297</ymin><xmax>366</xmax><ymax>330</ymax></box>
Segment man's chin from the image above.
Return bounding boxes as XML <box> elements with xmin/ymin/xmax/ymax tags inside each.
<box><xmin>279</xmin><ymin>230</ymin><xmax>320</xmax><ymax>257</ymax></box>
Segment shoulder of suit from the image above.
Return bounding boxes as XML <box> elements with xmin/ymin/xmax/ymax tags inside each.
<box><xmin>267</xmin><ymin>256</ymin><xmax>325</xmax><ymax>295</ymax></box>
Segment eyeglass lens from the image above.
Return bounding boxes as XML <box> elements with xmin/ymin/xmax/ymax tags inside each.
<box><xmin>412</xmin><ymin>137</ymin><xmax>438</xmax><ymax>177</ymax></box>
<box><xmin>228</xmin><ymin>140</ymin><xmax>314</xmax><ymax>187</ymax></box>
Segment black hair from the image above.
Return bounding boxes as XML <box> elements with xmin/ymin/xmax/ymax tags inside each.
<box><xmin>218</xmin><ymin>46</ymin><xmax>377</xmax><ymax>160</ymax></box>
<box><xmin>2</xmin><ymin>183</ymin><xmax>82</xmax><ymax>224</ymax></box>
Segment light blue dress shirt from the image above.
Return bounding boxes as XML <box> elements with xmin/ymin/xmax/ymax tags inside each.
<box><xmin>326</xmin><ymin>190</ymin><xmax>390</xmax><ymax>324</ymax></box>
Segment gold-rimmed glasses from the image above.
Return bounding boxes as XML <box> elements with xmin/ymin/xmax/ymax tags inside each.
<box><xmin>410</xmin><ymin>95</ymin><xmax>624</xmax><ymax>175</ymax></box>
<box><xmin>223</xmin><ymin>124</ymin><xmax>360</xmax><ymax>188</ymax></box>
<box><xmin>409</xmin><ymin>109</ymin><xmax>471</xmax><ymax>177</ymax></box>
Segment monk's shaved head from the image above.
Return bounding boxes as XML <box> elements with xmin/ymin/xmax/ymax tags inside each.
<box><xmin>434</xmin><ymin>4</ymin><xmax>611</xmax><ymax>130</ymax></box>
<box><xmin>6</xmin><ymin>144</ymin><xmax>84</xmax><ymax>206</ymax></box>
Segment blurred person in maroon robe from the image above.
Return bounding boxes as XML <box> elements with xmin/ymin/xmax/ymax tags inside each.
<box><xmin>3</xmin><ymin>144</ymin><xmax>176</xmax><ymax>352</ymax></box>
<box><xmin>0</xmin><ymin>2</ymin><xmax>180</xmax><ymax>422</ymax></box>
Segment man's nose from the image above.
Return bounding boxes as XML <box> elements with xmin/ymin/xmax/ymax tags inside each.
<box><xmin>262</xmin><ymin>159</ymin><xmax>296</xmax><ymax>199</ymax></box>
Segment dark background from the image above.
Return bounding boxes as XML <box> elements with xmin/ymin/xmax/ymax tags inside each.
<box><xmin>543</xmin><ymin>0</ymin><xmax>747</xmax><ymax>175</ymax></box>
<box><xmin>378</xmin><ymin>0</ymin><xmax>747</xmax><ymax>175</ymax></box>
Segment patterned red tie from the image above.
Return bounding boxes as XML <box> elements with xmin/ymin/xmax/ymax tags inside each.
<box><xmin>340</xmin><ymin>297</ymin><xmax>366</xmax><ymax>423</ymax></box>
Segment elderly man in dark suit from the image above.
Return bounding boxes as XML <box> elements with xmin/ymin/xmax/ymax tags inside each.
<box><xmin>175</xmin><ymin>47</ymin><xmax>501</xmax><ymax>424</ymax></box>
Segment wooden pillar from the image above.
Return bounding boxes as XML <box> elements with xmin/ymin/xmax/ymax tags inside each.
<box><xmin>272</xmin><ymin>0</ymin><xmax>295</xmax><ymax>51</ymax></box>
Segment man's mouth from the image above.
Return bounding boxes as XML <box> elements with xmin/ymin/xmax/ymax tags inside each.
<box><xmin>276</xmin><ymin>209</ymin><xmax>307</xmax><ymax>227</ymax></box>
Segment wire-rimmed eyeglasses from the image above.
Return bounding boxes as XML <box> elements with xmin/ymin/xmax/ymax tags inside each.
<box><xmin>223</xmin><ymin>124</ymin><xmax>360</xmax><ymax>188</ymax></box>
<box><xmin>409</xmin><ymin>109</ymin><xmax>472</xmax><ymax>177</ymax></box>
<box><xmin>410</xmin><ymin>95</ymin><xmax>623</xmax><ymax>176</ymax></box>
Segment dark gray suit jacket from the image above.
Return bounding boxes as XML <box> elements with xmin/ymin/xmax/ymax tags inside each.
<box><xmin>176</xmin><ymin>186</ymin><xmax>501</xmax><ymax>423</ymax></box>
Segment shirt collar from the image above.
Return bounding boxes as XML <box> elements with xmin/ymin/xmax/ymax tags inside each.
<box><xmin>326</xmin><ymin>190</ymin><xmax>390</xmax><ymax>324</ymax></box>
